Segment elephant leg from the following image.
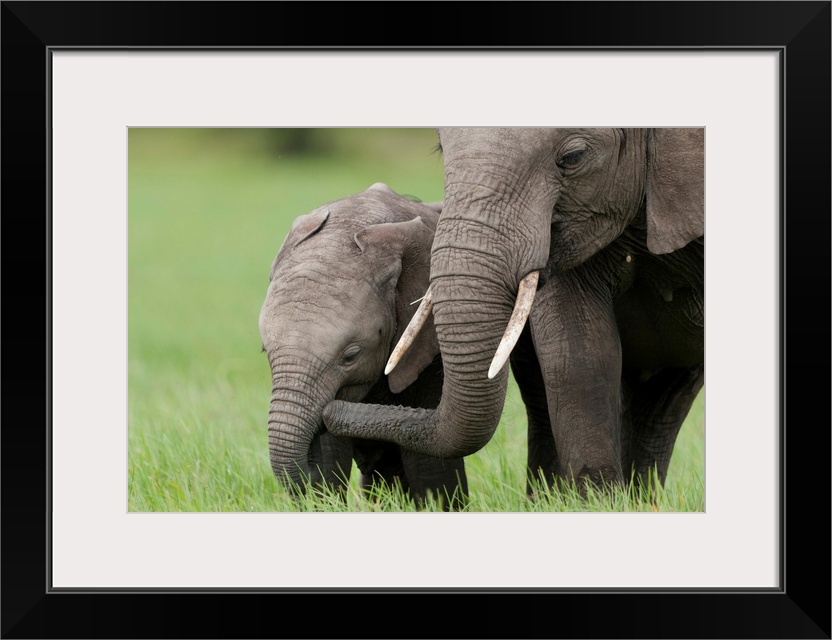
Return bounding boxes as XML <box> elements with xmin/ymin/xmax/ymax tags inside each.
<box><xmin>529</xmin><ymin>273</ymin><xmax>625</xmax><ymax>492</ymax></box>
<box><xmin>307</xmin><ymin>432</ymin><xmax>353</xmax><ymax>494</ymax></box>
<box><xmin>400</xmin><ymin>449</ymin><xmax>469</xmax><ymax>511</ymax></box>
<box><xmin>509</xmin><ymin>323</ymin><xmax>558</xmax><ymax>496</ymax></box>
<box><xmin>622</xmin><ymin>364</ymin><xmax>704</xmax><ymax>490</ymax></box>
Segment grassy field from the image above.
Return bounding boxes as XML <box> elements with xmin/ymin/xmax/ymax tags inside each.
<box><xmin>128</xmin><ymin>128</ymin><xmax>705</xmax><ymax>513</ymax></box>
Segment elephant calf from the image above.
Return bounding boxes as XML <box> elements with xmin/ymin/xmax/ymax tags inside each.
<box><xmin>258</xmin><ymin>182</ymin><xmax>468</xmax><ymax>510</ymax></box>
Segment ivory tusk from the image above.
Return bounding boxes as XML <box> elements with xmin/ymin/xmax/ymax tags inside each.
<box><xmin>488</xmin><ymin>271</ymin><xmax>540</xmax><ymax>379</ymax></box>
<box><xmin>385</xmin><ymin>286</ymin><xmax>433</xmax><ymax>375</ymax></box>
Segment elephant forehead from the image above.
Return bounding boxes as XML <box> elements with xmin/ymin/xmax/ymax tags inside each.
<box><xmin>261</xmin><ymin>269</ymin><xmax>388</xmax><ymax>332</ymax></box>
<box><xmin>267</xmin><ymin>267</ymin><xmax>379</xmax><ymax>306</ymax></box>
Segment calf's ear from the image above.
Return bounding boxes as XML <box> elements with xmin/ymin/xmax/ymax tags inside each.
<box><xmin>269</xmin><ymin>208</ymin><xmax>330</xmax><ymax>279</ymax></box>
<box><xmin>645</xmin><ymin>128</ymin><xmax>704</xmax><ymax>254</ymax></box>
<box><xmin>353</xmin><ymin>216</ymin><xmax>440</xmax><ymax>394</ymax></box>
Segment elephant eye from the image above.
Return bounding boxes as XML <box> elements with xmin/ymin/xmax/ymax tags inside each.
<box><xmin>340</xmin><ymin>345</ymin><xmax>362</xmax><ymax>367</ymax></box>
<box><xmin>557</xmin><ymin>148</ymin><xmax>587</xmax><ymax>170</ymax></box>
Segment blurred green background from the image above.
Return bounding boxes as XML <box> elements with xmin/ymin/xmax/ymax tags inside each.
<box><xmin>128</xmin><ymin>128</ymin><xmax>703</xmax><ymax>512</ymax></box>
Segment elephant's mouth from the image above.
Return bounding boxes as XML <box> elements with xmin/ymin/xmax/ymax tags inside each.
<box><xmin>335</xmin><ymin>386</ymin><xmax>363</xmax><ymax>402</ymax></box>
<box><xmin>385</xmin><ymin>270</ymin><xmax>541</xmax><ymax>381</ymax></box>
<box><xmin>335</xmin><ymin>381</ymin><xmax>379</xmax><ymax>404</ymax></box>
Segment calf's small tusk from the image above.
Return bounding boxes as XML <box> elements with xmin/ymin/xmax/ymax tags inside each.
<box><xmin>488</xmin><ymin>271</ymin><xmax>540</xmax><ymax>379</ymax></box>
<box><xmin>385</xmin><ymin>286</ymin><xmax>433</xmax><ymax>375</ymax></box>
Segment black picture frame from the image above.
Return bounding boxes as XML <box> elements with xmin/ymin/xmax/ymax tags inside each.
<box><xmin>2</xmin><ymin>2</ymin><xmax>829</xmax><ymax>638</ymax></box>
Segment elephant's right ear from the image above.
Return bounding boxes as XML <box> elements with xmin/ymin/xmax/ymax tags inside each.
<box><xmin>645</xmin><ymin>128</ymin><xmax>704</xmax><ymax>254</ymax></box>
<box><xmin>269</xmin><ymin>208</ymin><xmax>330</xmax><ymax>279</ymax></box>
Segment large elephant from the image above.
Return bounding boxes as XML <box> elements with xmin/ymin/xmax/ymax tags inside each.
<box><xmin>259</xmin><ymin>182</ymin><xmax>468</xmax><ymax>510</ymax></box>
<box><xmin>324</xmin><ymin>128</ymin><xmax>704</xmax><ymax>493</ymax></box>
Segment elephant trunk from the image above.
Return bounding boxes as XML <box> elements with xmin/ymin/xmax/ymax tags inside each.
<box><xmin>267</xmin><ymin>353</ymin><xmax>333</xmax><ymax>492</ymax></box>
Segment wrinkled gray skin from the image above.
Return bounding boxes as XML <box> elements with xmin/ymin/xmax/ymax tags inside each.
<box><xmin>325</xmin><ymin>128</ymin><xmax>704</xmax><ymax>492</ymax></box>
<box><xmin>259</xmin><ymin>183</ymin><xmax>467</xmax><ymax>509</ymax></box>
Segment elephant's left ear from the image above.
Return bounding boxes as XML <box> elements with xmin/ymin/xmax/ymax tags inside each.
<box><xmin>645</xmin><ymin>128</ymin><xmax>704</xmax><ymax>254</ymax></box>
<box><xmin>354</xmin><ymin>217</ymin><xmax>440</xmax><ymax>394</ymax></box>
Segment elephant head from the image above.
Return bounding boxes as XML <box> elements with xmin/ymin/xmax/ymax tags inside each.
<box><xmin>259</xmin><ymin>183</ymin><xmax>442</xmax><ymax>492</ymax></box>
<box><xmin>324</xmin><ymin>128</ymin><xmax>704</xmax><ymax>470</ymax></box>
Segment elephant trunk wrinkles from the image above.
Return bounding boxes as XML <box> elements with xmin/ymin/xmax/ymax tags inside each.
<box><xmin>267</xmin><ymin>358</ymin><xmax>332</xmax><ymax>491</ymax></box>
<box><xmin>324</xmin><ymin>214</ymin><xmax>520</xmax><ymax>459</ymax></box>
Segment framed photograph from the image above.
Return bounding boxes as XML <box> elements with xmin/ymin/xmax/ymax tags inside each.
<box><xmin>3</xmin><ymin>2</ymin><xmax>829</xmax><ymax>638</ymax></box>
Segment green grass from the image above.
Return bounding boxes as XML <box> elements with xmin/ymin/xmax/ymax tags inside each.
<box><xmin>128</xmin><ymin>128</ymin><xmax>704</xmax><ymax>513</ymax></box>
